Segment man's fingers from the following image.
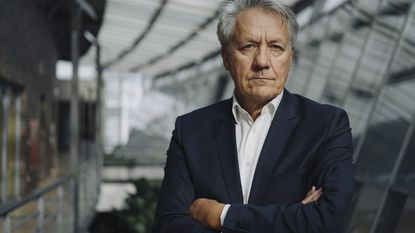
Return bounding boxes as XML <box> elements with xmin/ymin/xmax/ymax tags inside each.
<box><xmin>309</xmin><ymin>188</ymin><xmax>322</xmax><ymax>202</ymax></box>
<box><xmin>302</xmin><ymin>186</ymin><xmax>317</xmax><ymax>204</ymax></box>
<box><xmin>306</xmin><ymin>186</ymin><xmax>316</xmax><ymax>196</ymax></box>
<box><xmin>302</xmin><ymin>187</ymin><xmax>323</xmax><ymax>204</ymax></box>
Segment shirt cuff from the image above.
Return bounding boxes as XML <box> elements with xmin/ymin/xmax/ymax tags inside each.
<box><xmin>220</xmin><ymin>204</ymin><xmax>231</xmax><ymax>226</ymax></box>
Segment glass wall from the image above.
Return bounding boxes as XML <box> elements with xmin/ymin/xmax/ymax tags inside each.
<box><xmin>0</xmin><ymin>86</ymin><xmax>21</xmax><ymax>204</ymax></box>
<box><xmin>0</xmin><ymin>79</ymin><xmax>101</xmax><ymax>232</ymax></box>
<box><xmin>395</xmin><ymin>197</ymin><xmax>415</xmax><ymax>233</ymax></box>
<box><xmin>287</xmin><ymin>0</ymin><xmax>415</xmax><ymax>232</ymax></box>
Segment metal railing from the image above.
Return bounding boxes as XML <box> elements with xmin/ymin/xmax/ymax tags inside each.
<box><xmin>0</xmin><ymin>142</ymin><xmax>101</xmax><ymax>233</ymax></box>
<box><xmin>1</xmin><ymin>175</ymin><xmax>74</xmax><ymax>233</ymax></box>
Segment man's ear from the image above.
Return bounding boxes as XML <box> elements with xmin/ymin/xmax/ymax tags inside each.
<box><xmin>221</xmin><ymin>46</ymin><xmax>230</xmax><ymax>71</ymax></box>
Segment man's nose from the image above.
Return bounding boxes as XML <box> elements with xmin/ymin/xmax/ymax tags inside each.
<box><xmin>253</xmin><ymin>47</ymin><xmax>270</xmax><ymax>71</ymax></box>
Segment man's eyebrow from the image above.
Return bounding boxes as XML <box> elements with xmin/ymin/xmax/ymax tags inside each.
<box><xmin>269</xmin><ymin>39</ymin><xmax>282</xmax><ymax>43</ymax></box>
<box><xmin>269</xmin><ymin>38</ymin><xmax>289</xmax><ymax>45</ymax></box>
<box><xmin>236</xmin><ymin>35</ymin><xmax>288</xmax><ymax>44</ymax></box>
<box><xmin>235</xmin><ymin>38</ymin><xmax>258</xmax><ymax>44</ymax></box>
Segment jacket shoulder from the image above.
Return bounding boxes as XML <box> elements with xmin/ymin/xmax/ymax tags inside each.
<box><xmin>291</xmin><ymin>93</ymin><xmax>346</xmax><ymax>116</ymax></box>
<box><xmin>178</xmin><ymin>98</ymin><xmax>232</xmax><ymax>123</ymax></box>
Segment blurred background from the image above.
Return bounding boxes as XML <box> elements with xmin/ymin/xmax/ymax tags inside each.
<box><xmin>0</xmin><ymin>0</ymin><xmax>415</xmax><ymax>232</ymax></box>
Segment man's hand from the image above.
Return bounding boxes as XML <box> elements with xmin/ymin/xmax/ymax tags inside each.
<box><xmin>189</xmin><ymin>198</ymin><xmax>225</xmax><ymax>231</ymax></box>
<box><xmin>302</xmin><ymin>186</ymin><xmax>323</xmax><ymax>204</ymax></box>
<box><xmin>189</xmin><ymin>187</ymin><xmax>321</xmax><ymax>230</ymax></box>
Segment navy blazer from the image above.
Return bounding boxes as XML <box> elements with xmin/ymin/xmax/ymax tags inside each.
<box><xmin>154</xmin><ymin>90</ymin><xmax>355</xmax><ymax>233</ymax></box>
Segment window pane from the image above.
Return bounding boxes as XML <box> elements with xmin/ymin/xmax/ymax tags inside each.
<box><xmin>0</xmin><ymin>89</ymin><xmax>3</xmax><ymax>204</ymax></box>
<box><xmin>355</xmin><ymin>1</ymin><xmax>415</xmax><ymax>183</ymax></box>
<box><xmin>343</xmin><ymin>93</ymin><xmax>375</xmax><ymax>138</ymax></box>
<box><xmin>394</xmin><ymin>197</ymin><xmax>415</xmax><ymax>233</ymax></box>
<box><xmin>7</xmin><ymin>91</ymin><xmax>16</xmax><ymax>200</ymax></box>
<box><xmin>346</xmin><ymin>185</ymin><xmax>385</xmax><ymax>233</ymax></box>
<box><xmin>356</xmin><ymin>79</ymin><xmax>415</xmax><ymax>185</ymax></box>
<box><xmin>321</xmin><ymin>0</ymin><xmax>381</xmax><ymax>106</ymax></box>
<box><xmin>20</xmin><ymin>91</ymin><xmax>33</xmax><ymax>197</ymax></box>
<box><xmin>342</xmin><ymin>0</ymin><xmax>411</xmax><ymax>139</ymax></box>
<box><xmin>395</xmin><ymin>128</ymin><xmax>415</xmax><ymax>193</ymax></box>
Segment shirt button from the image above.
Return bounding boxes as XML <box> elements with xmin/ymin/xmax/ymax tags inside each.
<box><xmin>246</xmin><ymin>162</ymin><xmax>251</xmax><ymax>167</ymax></box>
<box><xmin>252</xmin><ymin>127</ymin><xmax>256</xmax><ymax>133</ymax></box>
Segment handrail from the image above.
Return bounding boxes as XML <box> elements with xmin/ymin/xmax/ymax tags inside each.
<box><xmin>0</xmin><ymin>174</ymin><xmax>74</xmax><ymax>217</ymax></box>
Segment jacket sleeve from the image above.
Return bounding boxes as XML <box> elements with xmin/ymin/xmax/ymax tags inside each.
<box><xmin>153</xmin><ymin>117</ymin><xmax>218</xmax><ymax>233</ymax></box>
<box><xmin>222</xmin><ymin>108</ymin><xmax>355</xmax><ymax>233</ymax></box>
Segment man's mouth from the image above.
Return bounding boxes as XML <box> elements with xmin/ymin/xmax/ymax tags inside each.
<box><xmin>249</xmin><ymin>77</ymin><xmax>275</xmax><ymax>80</ymax></box>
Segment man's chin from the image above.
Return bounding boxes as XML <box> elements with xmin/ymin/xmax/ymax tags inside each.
<box><xmin>249</xmin><ymin>93</ymin><xmax>278</xmax><ymax>104</ymax></box>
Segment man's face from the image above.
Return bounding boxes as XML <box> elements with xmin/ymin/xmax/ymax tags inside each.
<box><xmin>222</xmin><ymin>7</ymin><xmax>293</xmax><ymax>105</ymax></box>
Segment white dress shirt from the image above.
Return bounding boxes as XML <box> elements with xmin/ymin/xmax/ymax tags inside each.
<box><xmin>220</xmin><ymin>91</ymin><xmax>283</xmax><ymax>225</ymax></box>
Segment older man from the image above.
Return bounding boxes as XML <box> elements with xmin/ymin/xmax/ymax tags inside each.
<box><xmin>154</xmin><ymin>0</ymin><xmax>355</xmax><ymax>232</ymax></box>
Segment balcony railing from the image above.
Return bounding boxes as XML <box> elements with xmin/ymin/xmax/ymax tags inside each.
<box><xmin>0</xmin><ymin>142</ymin><xmax>101</xmax><ymax>233</ymax></box>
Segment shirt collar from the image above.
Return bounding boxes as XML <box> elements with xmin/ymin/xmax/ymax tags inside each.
<box><xmin>232</xmin><ymin>89</ymin><xmax>284</xmax><ymax>124</ymax></box>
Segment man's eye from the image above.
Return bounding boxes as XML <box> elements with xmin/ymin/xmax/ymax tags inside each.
<box><xmin>270</xmin><ymin>44</ymin><xmax>283</xmax><ymax>50</ymax></box>
<box><xmin>242</xmin><ymin>44</ymin><xmax>256</xmax><ymax>50</ymax></box>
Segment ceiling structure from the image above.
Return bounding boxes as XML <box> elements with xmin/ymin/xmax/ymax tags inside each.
<box><xmin>31</xmin><ymin>0</ymin><xmax>106</xmax><ymax>60</ymax></box>
<box><xmin>78</xmin><ymin>0</ymin><xmax>315</xmax><ymax>160</ymax></box>
<box><xmin>80</xmin><ymin>0</ymin><xmax>311</xmax><ymax>78</ymax></box>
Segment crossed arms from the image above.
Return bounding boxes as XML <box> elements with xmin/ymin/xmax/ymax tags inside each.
<box><xmin>153</xmin><ymin>109</ymin><xmax>355</xmax><ymax>233</ymax></box>
<box><xmin>189</xmin><ymin>186</ymin><xmax>323</xmax><ymax>231</ymax></box>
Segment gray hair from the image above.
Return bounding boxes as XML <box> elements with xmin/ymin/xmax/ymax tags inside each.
<box><xmin>217</xmin><ymin>0</ymin><xmax>299</xmax><ymax>49</ymax></box>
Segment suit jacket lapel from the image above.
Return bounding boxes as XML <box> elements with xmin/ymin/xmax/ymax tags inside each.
<box><xmin>248</xmin><ymin>90</ymin><xmax>300</xmax><ymax>204</ymax></box>
<box><xmin>214</xmin><ymin>99</ymin><xmax>244</xmax><ymax>204</ymax></box>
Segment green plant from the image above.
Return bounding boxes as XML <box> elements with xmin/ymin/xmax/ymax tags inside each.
<box><xmin>90</xmin><ymin>178</ymin><xmax>162</xmax><ymax>233</ymax></box>
<box><xmin>123</xmin><ymin>178</ymin><xmax>162</xmax><ymax>233</ymax></box>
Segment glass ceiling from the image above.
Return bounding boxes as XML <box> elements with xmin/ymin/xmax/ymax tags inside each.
<box><xmin>80</xmin><ymin>0</ymin><xmax>301</xmax><ymax>78</ymax></box>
